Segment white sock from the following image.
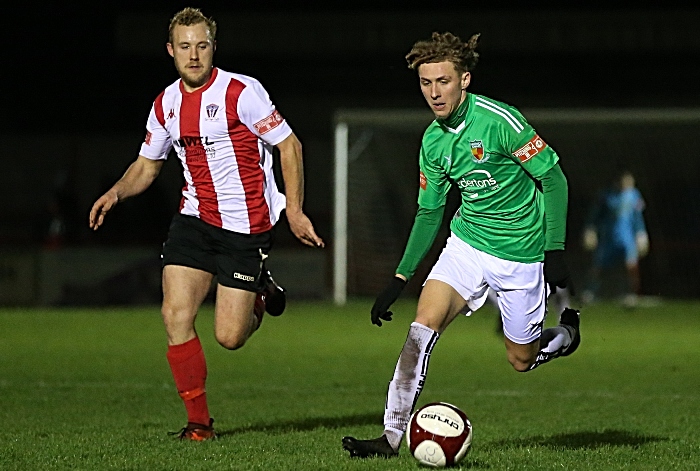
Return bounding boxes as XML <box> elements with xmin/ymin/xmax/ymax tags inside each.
<box><xmin>529</xmin><ymin>325</ymin><xmax>572</xmax><ymax>370</ymax></box>
<box><xmin>384</xmin><ymin>427</ymin><xmax>403</xmax><ymax>451</ymax></box>
<box><xmin>383</xmin><ymin>322</ymin><xmax>440</xmax><ymax>447</ymax></box>
<box><xmin>540</xmin><ymin>326</ymin><xmax>572</xmax><ymax>353</ymax></box>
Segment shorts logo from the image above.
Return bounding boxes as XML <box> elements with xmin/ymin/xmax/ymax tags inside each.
<box><xmin>254</xmin><ymin>110</ymin><xmax>284</xmax><ymax>134</ymax></box>
<box><xmin>470</xmin><ymin>140</ymin><xmax>486</xmax><ymax>162</ymax></box>
<box><xmin>233</xmin><ymin>272</ymin><xmax>255</xmax><ymax>282</ymax></box>
<box><xmin>419</xmin><ymin>171</ymin><xmax>427</xmax><ymax>190</ymax></box>
<box><xmin>513</xmin><ymin>134</ymin><xmax>547</xmax><ymax>163</ymax></box>
<box><xmin>205</xmin><ymin>103</ymin><xmax>219</xmax><ymax>120</ymax></box>
<box><xmin>144</xmin><ymin>131</ymin><xmax>152</xmax><ymax>145</ymax></box>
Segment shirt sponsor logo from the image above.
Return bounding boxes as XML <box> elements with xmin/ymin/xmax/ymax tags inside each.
<box><xmin>456</xmin><ymin>169</ymin><xmax>499</xmax><ymax>198</ymax></box>
<box><xmin>470</xmin><ymin>140</ymin><xmax>486</xmax><ymax>162</ymax></box>
<box><xmin>419</xmin><ymin>171</ymin><xmax>427</xmax><ymax>190</ymax></box>
<box><xmin>254</xmin><ymin>110</ymin><xmax>284</xmax><ymax>134</ymax></box>
<box><xmin>174</xmin><ymin>135</ymin><xmax>216</xmax><ymax>162</ymax></box>
<box><xmin>233</xmin><ymin>272</ymin><xmax>255</xmax><ymax>282</ymax></box>
<box><xmin>166</xmin><ymin>109</ymin><xmax>176</xmax><ymax>120</ymax></box>
<box><xmin>205</xmin><ymin>103</ymin><xmax>219</xmax><ymax>120</ymax></box>
<box><xmin>513</xmin><ymin>134</ymin><xmax>547</xmax><ymax>163</ymax></box>
<box><xmin>144</xmin><ymin>131</ymin><xmax>152</xmax><ymax>145</ymax></box>
<box><xmin>176</xmin><ymin>135</ymin><xmax>214</xmax><ymax>147</ymax></box>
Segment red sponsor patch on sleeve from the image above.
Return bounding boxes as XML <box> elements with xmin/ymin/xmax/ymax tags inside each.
<box><xmin>513</xmin><ymin>134</ymin><xmax>547</xmax><ymax>163</ymax></box>
<box><xmin>254</xmin><ymin>110</ymin><xmax>284</xmax><ymax>135</ymax></box>
<box><xmin>144</xmin><ymin>130</ymin><xmax>152</xmax><ymax>145</ymax></box>
<box><xmin>419</xmin><ymin>171</ymin><xmax>427</xmax><ymax>190</ymax></box>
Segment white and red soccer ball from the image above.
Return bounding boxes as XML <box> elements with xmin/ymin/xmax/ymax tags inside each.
<box><xmin>406</xmin><ymin>402</ymin><xmax>472</xmax><ymax>467</ymax></box>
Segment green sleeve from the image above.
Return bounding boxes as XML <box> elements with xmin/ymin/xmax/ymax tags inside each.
<box><xmin>396</xmin><ymin>205</ymin><xmax>445</xmax><ymax>280</ymax></box>
<box><xmin>540</xmin><ymin>163</ymin><xmax>568</xmax><ymax>251</ymax></box>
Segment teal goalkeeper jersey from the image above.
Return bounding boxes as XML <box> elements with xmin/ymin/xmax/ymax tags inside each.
<box><xmin>418</xmin><ymin>93</ymin><xmax>559</xmax><ymax>263</ymax></box>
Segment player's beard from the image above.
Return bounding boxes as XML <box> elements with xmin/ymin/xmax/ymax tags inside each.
<box><xmin>177</xmin><ymin>62</ymin><xmax>212</xmax><ymax>90</ymax></box>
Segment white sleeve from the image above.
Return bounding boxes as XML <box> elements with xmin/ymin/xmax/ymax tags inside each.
<box><xmin>138</xmin><ymin>104</ymin><xmax>172</xmax><ymax>160</ymax></box>
<box><xmin>237</xmin><ymin>82</ymin><xmax>293</xmax><ymax>146</ymax></box>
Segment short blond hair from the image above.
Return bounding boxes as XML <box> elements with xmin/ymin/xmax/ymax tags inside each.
<box><xmin>406</xmin><ymin>32</ymin><xmax>480</xmax><ymax>74</ymax></box>
<box><xmin>168</xmin><ymin>7</ymin><xmax>217</xmax><ymax>43</ymax></box>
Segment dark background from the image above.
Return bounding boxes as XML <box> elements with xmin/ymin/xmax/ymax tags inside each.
<box><xmin>4</xmin><ymin>1</ymin><xmax>700</xmax><ymax>303</ymax></box>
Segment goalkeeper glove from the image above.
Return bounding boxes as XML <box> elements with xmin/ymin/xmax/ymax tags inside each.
<box><xmin>371</xmin><ymin>276</ymin><xmax>407</xmax><ymax>326</ymax></box>
<box><xmin>636</xmin><ymin>231</ymin><xmax>650</xmax><ymax>257</ymax></box>
<box><xmin>582</xmin><ymin>227</ymin><xmax>598</xmax><ymax>251</ymax></box>
<box><xmin>544</xmin><ymin>250</ymin><xmax>574</xmax><ymax>295</ymax></box>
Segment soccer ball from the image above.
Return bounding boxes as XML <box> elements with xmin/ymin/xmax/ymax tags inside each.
<box><xmin>406</xmin><ymin>402</ymin><xmax>472</xmax><ymax>467</ymax></box>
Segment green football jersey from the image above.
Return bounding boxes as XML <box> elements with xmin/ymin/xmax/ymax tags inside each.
<box><xmin>418</xmin><ymin>93</ymin><xmax>559</xmax><ymax>263</ymax></box>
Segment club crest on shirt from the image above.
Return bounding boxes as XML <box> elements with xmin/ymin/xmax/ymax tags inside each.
<box><xmin>205</xmin><ymin>103</ymin><xmax>220</xmax><ymax>120</ymax></box>
<box><xmin>470</xmin><ymin>140</ymin><xmax>489</xmax><ymax>163</ymax></box>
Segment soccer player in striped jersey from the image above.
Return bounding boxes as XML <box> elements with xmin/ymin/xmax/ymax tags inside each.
<box><xmin>89</xmin><ymin>7</ymin><xmax>324</xmax><ymax>441</ymax></box>
<box><xmin>343</xmin><ymin>32</ymin><xmax>580</xmax><ymax>458</ymax></box>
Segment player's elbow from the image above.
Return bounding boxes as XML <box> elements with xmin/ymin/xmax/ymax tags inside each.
<box><xmin>277</xmin><ymin>133</ymin><xmax>303</xmax><ymax>160</ymax></box>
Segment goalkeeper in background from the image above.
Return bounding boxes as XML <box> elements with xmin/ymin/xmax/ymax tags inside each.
<box><xmin>343</xmin><ymin>31</ymin><xmax>581</xmax><ymax>458</ymax></box>
<box><xmin>581</xmin><ymin>170</ymin><xmax>649</xmax><ymax>307</ymax></box>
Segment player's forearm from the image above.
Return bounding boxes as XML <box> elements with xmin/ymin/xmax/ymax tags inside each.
<box><xmin>540</xmin><ymin>163</ymin><xmax>568</xmax><ymax>251</ymax></box>
<box><xmin>111</xmin><ymin>156</ymin><xmax>163</xmax><ymax>202</ymax></box>
<box><xmin>396</xmin><ymin>205</ymin><xmax>445</xmax><ymax>280</ymax></box>
<box><xmin>278</xmin><ymin>134</ymin><xmax>305</xmax><ymax>214</ymax></box>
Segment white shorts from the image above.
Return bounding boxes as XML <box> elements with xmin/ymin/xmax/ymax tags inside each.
<box><xmin>425</xmin><ymin>233</ymin><xmax>547</xmax><ymax>344</ymax></box>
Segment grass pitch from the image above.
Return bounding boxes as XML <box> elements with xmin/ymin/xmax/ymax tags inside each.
<box><xmin>0</xmin><ymin>299</ymin><xmax>699</xmax><ymax>470</ymax></box>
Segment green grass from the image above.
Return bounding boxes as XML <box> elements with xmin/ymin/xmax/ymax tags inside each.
<box><xmin>0</xmin><ymin>299</ymin><xmax>699</xmax><ymax>470</ymax></box>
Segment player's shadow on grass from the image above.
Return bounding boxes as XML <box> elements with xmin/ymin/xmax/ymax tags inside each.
<box><xmin>441</xmin><ymin>430</ymin><xmax>669</xmax><ymax>470</ymax></box>
<box><xmin>218</xmin><ymin>413</ymin><xmax>383</xmax><ymax>436</ymax></box>
<box><xmin>496</xmin><ymin>429</ymin><xmax>667</xmax><ymax>450</ymax></box>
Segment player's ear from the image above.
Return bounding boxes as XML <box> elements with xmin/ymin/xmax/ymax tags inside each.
<box><xmin>166</xmin><ymin>42</ymin><xmax>175</xmax><ymax>58</ymax></box>
<box><xmin>461</xmin><ymin>72</ymin><xmax>471</xmax><ymax>90</ymax></box>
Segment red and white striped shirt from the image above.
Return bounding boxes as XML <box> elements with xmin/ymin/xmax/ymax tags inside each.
<box><xmin>139</xmin><ymin>67</ymin><xmax>292</xmax><ymax>234</ymax></box>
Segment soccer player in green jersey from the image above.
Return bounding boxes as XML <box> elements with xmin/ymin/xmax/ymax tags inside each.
<box><xmin>343</xmin><ymin>32</ymin><xmax>581</xmax><ymax>459</ymax></box>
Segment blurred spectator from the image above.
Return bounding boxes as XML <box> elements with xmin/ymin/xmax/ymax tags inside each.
<box><xmin>581</xmin><ymin>170</ymin><xmax>649</xmax><ymax>307</ymax></box>
<box><xmin>39</xmin><ymin>169</ymin><xmax>81</xmax><ymax>249</ymax></box>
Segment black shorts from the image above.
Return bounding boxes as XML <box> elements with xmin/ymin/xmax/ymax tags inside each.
<box><xmin>162</xmin><ymin>213</ymin><xmax>273</xmax><ymax>292</ymax></box>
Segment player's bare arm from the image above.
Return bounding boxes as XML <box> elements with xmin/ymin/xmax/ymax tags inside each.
<box><xmin>89</xmin><ymin>156</ymin><xmax>164</xmax><ymax>230</ymax></box>
<box><xmin>276</xmin><ymin>133</ymin><xmax>324</xmax><ymax>248</ymax></box>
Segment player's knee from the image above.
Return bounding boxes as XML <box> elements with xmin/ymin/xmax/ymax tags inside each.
<box><xmin>216</xmin><ymin>332</ymin><xmax>247</xmax><ymax>350</ymax></box>
<box><xmin>414</xmin><ymin>315</ymin><xmax>442</xmax><ymax>333</ymax></box>
<box><xmin>511</xmin><ymin>361</ymin><xmax>534</xmax><ymax>373</ymax></box>
<box><xmin>161</xmin><ymin>304</ymin><xmax>194</xmax><ymax>333</ymax></box>
<box><xmin>161</xmin><ymin>303</ymin><xmax>176</xmax><ymax>322</ymax></box>
<box><xmin>415</xmin><ymin>306</ymin><xmax>448</xmax><ymax>332</ymax></box>
<box><xmin>507</xmin><ymin>352</ymin><xmax>535</xmax><ymax>372</ymax></box>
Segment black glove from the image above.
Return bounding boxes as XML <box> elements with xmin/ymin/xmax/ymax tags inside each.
<box><xmin>544</xmin><ymin>250</ymin><xmax>575</xmax><ymax>295</ymax></box>
<box><xmin>371</xmin><ymin>277</ymin><xmax>407</xmax><ymax>326</ymax></box>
